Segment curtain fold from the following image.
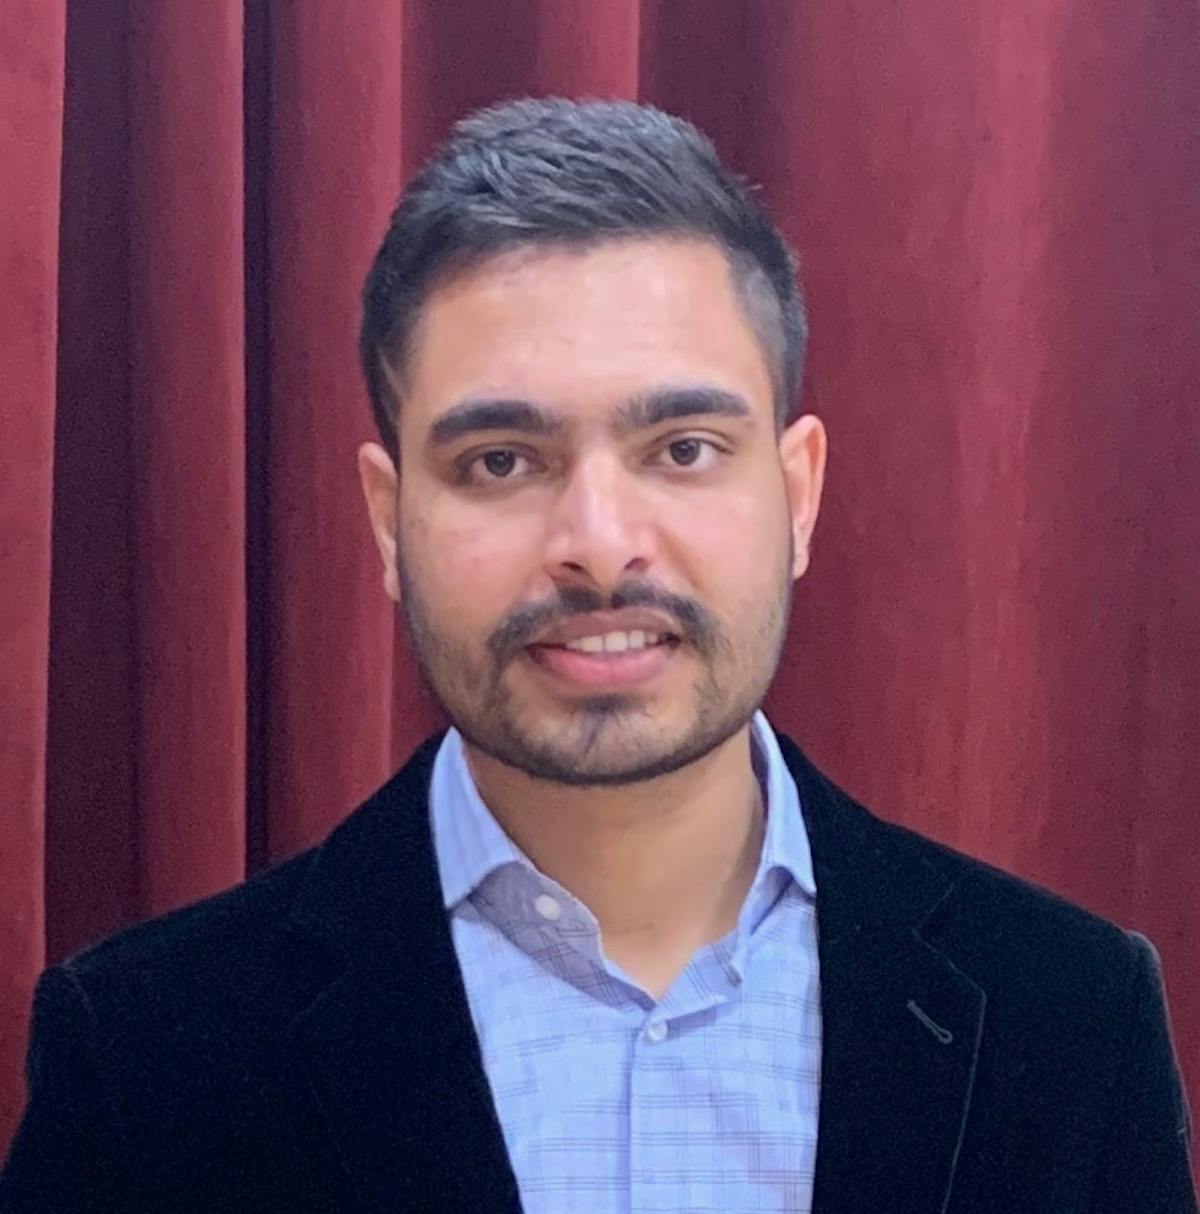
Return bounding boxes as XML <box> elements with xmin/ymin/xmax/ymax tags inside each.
<box><xmin>2</xmin><ymin>0</ymin><xmax>1197</xmax><ymax>1154</ymax></box>
<box><xmin>1</xmin><ymin>0</ymin><xmax>65</xmax><ymax>1148</ymax></box>
<box><xmin>125</xmin><ymin>0</ymin><xmax>249</xmax><ymax>912</ymax></box>
<box><xmin>259</xmin><ymin>1</ymin><xmax>405</xmax><ymax>859</ymax></box>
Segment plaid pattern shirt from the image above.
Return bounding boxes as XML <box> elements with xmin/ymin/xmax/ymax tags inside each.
<box><xmin>430</xmin><ymin>712</ymin><xmax>821</xmax><ymax>1214</ymax></box>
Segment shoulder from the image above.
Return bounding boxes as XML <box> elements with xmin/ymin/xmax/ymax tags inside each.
<box><xmin>66</xmin><ymin>844</ymin><xmax>317</xmax><ymax>972</ymax></box>
<box><xmin>49</xmin><ymin>846</ymin><xmax>327</xmax><ymax>1054</ymax></box>
<box><xmin>805</xmin><ymin>766</ymin><xmax>1178</xmax><ymax>1104</ymax></box>
<box><xmin>42</xmin><ymin>738</ymin><xmax>447</xmax><ymax>1050</ymax></box>
<box><xmin>860</xmin><ymin>805</ymin><xmax>1157</xmax><ymax>1029</ymax></box>
<box><xmin>776</xmin><ymin>730</ymin><xmax>1148</xmax><ymax>990</ymax></box>
<box><xmin>885</xmin><ymin>812</ymin><xmax>1139</xmax><ymax>957</ymax></box>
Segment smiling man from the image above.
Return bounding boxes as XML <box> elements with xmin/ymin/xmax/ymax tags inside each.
<box><xmin>3</xmin><ymin>99</ymin><xmax>1195</xmax><ymax>1213</ymax></box>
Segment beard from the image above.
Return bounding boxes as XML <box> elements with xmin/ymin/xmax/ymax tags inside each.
<box><xmin>396</xmin><ymin>533</ymin><xmax>793</xmax><ymax>788</ymax></box>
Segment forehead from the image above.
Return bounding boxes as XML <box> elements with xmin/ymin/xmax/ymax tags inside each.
<box><xmin>400</xmin><ymin>238</ymin><xmax>775</xmax><ymax>431</ymax></box>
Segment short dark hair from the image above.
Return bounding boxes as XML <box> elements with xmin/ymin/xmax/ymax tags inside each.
<box><xmin>360</xmin><ymin>97</ymin><xmax>807</xmax><ymax>459</ymax></box>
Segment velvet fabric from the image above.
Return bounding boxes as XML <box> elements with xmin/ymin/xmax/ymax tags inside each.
<box><xmin>2</xmin><ymin>0</ymin><xmax>1198</xmax><ymax>1156</ymax></box>
<box><xmin>2</xmin><ymin>734</ymin><xmax>1195</xmax><ymax>1211</ymax></box>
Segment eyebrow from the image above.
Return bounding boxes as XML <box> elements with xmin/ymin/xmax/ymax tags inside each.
<box><xmin>426</xmin><ymin>386</ymin><xmax>752</xmax><ymax>448</ymax></box>
<box><xmin>427</xmin><ymin>398</ymin><xmax>564</xmax><ymax>447</ymax></box>
<box><xmin>613</xmin><ymin>386</ymin><xmax>752</xmax><ymax>435</ymax></box>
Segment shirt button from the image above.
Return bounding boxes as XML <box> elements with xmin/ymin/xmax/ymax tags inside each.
<box><xmin>644</xmin><ymin>1021</ymin><xmax>669</xmax><ymax>1044</ymax></box>
<box><xmin>533</xmin><ymin>894</ymin><xmax>562</xmax><ymax>922</ymax></box>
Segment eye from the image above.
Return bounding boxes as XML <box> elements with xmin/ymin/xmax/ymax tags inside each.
<box><xmin>655</xmin><ymin>437</ymin><xmax>724</xmax><ymax>471</ymax></box>
<box><xmin>461</xmin><ymin>447</ymin><xmax>537</xmax><ymax>484</ymax></box>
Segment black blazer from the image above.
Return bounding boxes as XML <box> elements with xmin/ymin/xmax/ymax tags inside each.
<box><xmin>2</xmin><ymin>733</ymin><xmax>1195</xmax><ymax>1213</ymax></box>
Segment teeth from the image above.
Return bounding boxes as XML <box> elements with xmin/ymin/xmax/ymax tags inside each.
<box><xmin>563</xmin><ymin>630</ymin><xmax>664</xmax><ymax>654</ymax></box>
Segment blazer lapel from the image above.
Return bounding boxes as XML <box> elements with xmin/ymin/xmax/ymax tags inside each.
<box><xmin>280</xmin><ymin>735</ymin><xmax>523</xmax><ymax>1214</ymax></box>
<box><xmin>779</xmin><ymin>736</ymin><xmax>986</xmax><ymax>1214</ymax></box>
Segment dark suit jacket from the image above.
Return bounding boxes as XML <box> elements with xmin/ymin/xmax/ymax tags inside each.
<box><xmin>2</xmin><ymin>733</ymin><xmax>1195</xmax><ymax>1212</ymax></box>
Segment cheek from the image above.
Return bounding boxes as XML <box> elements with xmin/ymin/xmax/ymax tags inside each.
<box><xmin>667</xmin><ymin>487</ymin><xmax>788</xmax><ymax>602</ymax></box>
<box><xmin>405</xmin><ymin>504</ymin><xmax>542</xmax><ymax>621</ymax></box>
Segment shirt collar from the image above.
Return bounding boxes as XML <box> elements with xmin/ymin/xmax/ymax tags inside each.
<box><xmin>429</xmin><ymin>710</ymin><xmax>816</xmax><ymax>914</ymax></box>
<box><xmin>430</xmin><ymin>726</ymin><xmax>527</xmax><ymax>911</ymax></box>
<box><xmin>732</xmin><ymin>711</ymin><xmax>817</xmax><ymax>957</ymax></box>
<box><xmin>747</xmin><ymin>709</ymin><xmax>816</xmax><ymax>898</ymax></box>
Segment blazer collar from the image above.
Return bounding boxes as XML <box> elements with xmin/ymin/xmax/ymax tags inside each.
<box><xmin>281</xmin><ymin>731</ymin><xmax>984</xmax><ymax>1214</ymax></box>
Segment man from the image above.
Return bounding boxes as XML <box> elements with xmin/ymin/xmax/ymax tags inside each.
<box><xmin>2</xmin><ymin>98</ymin><xmax>1194</xmax><ymax>1213</ymax></box>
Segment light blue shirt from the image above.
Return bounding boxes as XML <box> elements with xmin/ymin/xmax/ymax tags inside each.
<box><xmin>430</xmin><ymin>711</ymin><xmax>822</xmax><ymax>1214</ymax></box>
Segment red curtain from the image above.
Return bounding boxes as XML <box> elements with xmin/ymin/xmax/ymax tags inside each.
<box><xmin>2</xmin><ymin>0</ymin><xmax>1197</xmax><ymax>1153</ymax></box>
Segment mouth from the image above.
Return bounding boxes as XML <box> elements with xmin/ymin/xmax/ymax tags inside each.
<box><xmin>524</xmin><ymin>629</ymin><xmax>683</xmax><ymax>690</ymax></box>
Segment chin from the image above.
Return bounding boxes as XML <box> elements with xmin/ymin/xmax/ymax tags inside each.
<box><xmin>501</xmin><ymin>712</ymin><xmax>729</xmax><ymax>787</ymax></box>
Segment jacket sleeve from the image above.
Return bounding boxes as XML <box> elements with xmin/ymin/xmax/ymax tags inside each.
<box><xmin>0</xmin><ymin>966</ymin><xmax>129</xmax><ymax>1213</ymax></box>
<box><xmin>1092</xmin><ymin>931</ymin><xmax>1197</xmax><ymax>1214</ymax></box>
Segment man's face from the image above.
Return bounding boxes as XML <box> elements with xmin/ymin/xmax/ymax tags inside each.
<box><xmin>361</xmin><ymin>237</ymin><xmax>825</xmax><ymax>786</ymax></box>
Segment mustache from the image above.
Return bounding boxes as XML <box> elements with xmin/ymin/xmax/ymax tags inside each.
<box><xmin>487</xmin><ymin>581</ymin><xmax>717</xmax><ymax>663</ymax></box>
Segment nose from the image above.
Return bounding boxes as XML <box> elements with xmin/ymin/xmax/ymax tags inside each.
<box><xmin>542</xmin><ymin>450</ymin><xmax>658</xmax><ymax>593</ymax></box>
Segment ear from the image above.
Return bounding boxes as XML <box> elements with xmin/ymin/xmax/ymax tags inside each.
<box><xmin>778</xmin><ymin>414</ymin><xmax>828</xmax><ymax>580</ymax></box>
<box><xmin>357</xmin><ymin>442</ymin><xmax>401</xmax><ymax>603</ymax></box>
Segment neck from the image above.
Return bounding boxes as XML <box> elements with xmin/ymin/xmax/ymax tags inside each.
<box><xmin>463</xmin><ymin>723</ymin><xmax>766</xmax><ymax>983</ymax></box>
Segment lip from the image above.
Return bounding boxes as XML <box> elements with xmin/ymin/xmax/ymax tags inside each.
<box><xmin>525</xmin><ymin>636</ymin><xmax>680</xmax><ymax>690</ymax></box>
<box><xmin>532</xmin><ymin>609</ymin><xmax>681</xmax><ymax>647</ymax></box>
